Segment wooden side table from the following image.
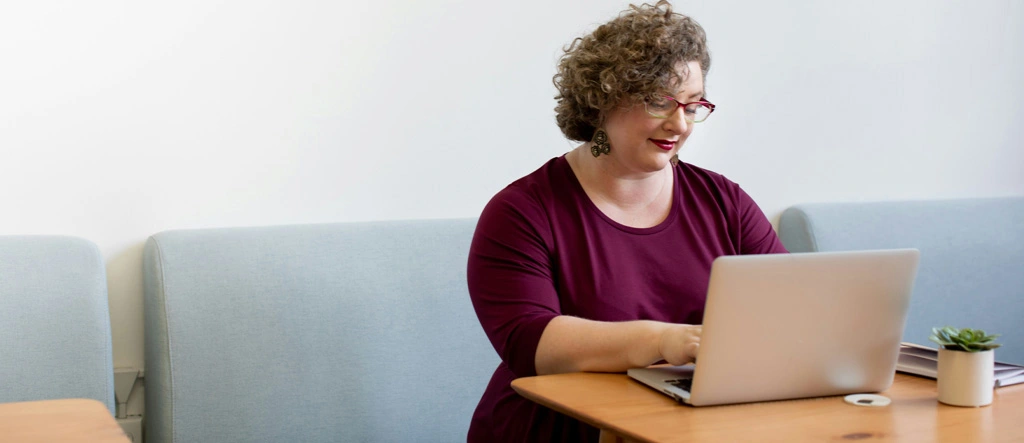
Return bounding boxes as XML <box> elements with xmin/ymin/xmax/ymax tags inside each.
<box><xmin>0</xmin><ymin>398</ymin><xmax>130</xmax><ymax>442</ymax></box>
<box><xmin>513</xmin><ymin>372</ymin><xmax>1024</xmax><ymax>442</ymax></box>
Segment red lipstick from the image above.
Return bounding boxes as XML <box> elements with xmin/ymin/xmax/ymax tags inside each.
<box><xmin>651</xmin><ymin>139</ymin><xmax>676</xmax><ymax>151</ymax></box>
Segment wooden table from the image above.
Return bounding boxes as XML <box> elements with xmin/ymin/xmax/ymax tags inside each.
<box><xmin>512</xmin><ymin>373</ymin><xmax>1024</xmax><ymax>442</ymax></box>
<box><xmin>0</xmin><ymin>399</ymin><xmax>130</xmax><ymax>442</ymax></box>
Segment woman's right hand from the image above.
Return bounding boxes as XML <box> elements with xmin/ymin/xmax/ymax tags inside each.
<box><xmin>658</xmin><ymin>324</ymin><xmax>702</xmax><ymax>366</ymax></box>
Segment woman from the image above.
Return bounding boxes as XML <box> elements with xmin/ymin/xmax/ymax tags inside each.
<box><xmin>467</xmin><ymin>1</ymin><xmax>787</xmax><ymax>441</ymax></box>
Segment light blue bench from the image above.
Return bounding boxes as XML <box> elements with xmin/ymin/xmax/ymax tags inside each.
<box><xmin>779</xmin><ymin>197</ymin><xmax>1024</xmax><ymax>365</ymax></box>
<box><xmin>143</xmin><ymin>219</ymin><xmax>498</xmax><ymax>443</ymax></box>
<box><xmin>0</xmin><ymin>236</ymin><xmax>115</xmax><ymax>413</ymax></box>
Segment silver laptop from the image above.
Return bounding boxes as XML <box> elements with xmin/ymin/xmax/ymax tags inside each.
<box><xmin>628</xmin><ymin>249</ymin><xmax>919</xmax><ymax>406</ymax></box>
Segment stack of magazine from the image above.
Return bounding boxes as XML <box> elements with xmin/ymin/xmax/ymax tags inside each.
<box><xmin>897</xmin><ymin>342</ymin><xmax>1024</xmax><ymax>388</ymax></box>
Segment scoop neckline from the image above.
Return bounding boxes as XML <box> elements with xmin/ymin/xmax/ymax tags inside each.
<box><xmin>558</xmin><ymin>154</ymin><xmax>679</xmax><ymax>235</ymax></box>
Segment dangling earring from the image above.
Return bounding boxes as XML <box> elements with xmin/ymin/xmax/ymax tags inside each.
<box><xmin>590</xmin><ymin>129</ymin><xmax>611</xmax><ymax>157</ymax></box>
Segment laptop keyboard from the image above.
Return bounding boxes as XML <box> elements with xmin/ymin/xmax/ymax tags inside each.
<box><xmin>667</xmin><ymin>378</ymin><xmax>693</xmax><ymax>392</ymax></box>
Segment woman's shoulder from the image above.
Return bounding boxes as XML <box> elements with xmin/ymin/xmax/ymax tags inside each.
<box><xmin>473</xmin><ymin>157</ymin><xmax>570</xmax><ymax>251</ymax></box>
<box><xmin>478</xmin><ymin>156</ymin><xmax>568</xmax><ymax>224</ymax></box>
<box><xmin>674</xmin><ymin>160</ymin><xmax>742</xmax><ymax>191</ymax></box>
<box><xmin>488</xmin><ymin>156</ymin><xmax>568</xmax><ymax>206</ymax></box>
<box><xmin>673</xmin><ymin>160</ymin><xmax>767</xmax><ymax>220</ymax></box>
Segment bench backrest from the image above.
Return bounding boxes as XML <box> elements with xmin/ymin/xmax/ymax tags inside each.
<box><xmin>779</xmin><ymin>197</ymin><xmax>1024</xmax><ymax>364</ymax></box>
<box><xmin>143</xmin><ymin>219</ymin><xmax>498</xmax><ymax>443</ymax></box>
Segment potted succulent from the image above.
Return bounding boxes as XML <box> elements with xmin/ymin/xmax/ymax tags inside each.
<box><xmin>929</xmin><ymin>326</ymin><xmax>1001</xmax><ymax>407</ymax></box>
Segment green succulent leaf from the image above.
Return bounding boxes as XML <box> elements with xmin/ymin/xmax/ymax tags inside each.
<box><xmin>929</xmin><ymin>326</ymin><xmax>1001</xmax><ymax>352</ymax></box>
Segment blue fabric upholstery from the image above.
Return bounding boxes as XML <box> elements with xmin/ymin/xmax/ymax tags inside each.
<box><xmin>143</xmin><ymin>218</ymin><xmax>499</xmax><ymax>443</ymax></box>
<box><xmin>0</xmin><ymin>236</ymin><xmax>115</xmax><ymax>413</ymax></box>
<box><xmin>779</xmin><ymin>197</ymin><xmax>1024</xmax><ymax>365</ymax></box>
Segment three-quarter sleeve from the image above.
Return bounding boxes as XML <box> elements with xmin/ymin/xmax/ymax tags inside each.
<box><xmin>467</xmin><ymin>187</ymin><xmax>562</xmax><ymax>378</ymax></box>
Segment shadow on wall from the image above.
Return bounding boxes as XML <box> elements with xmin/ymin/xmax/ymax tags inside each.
<box><xmin>104</xmin><ymin>240</ymin><xmax>147</xmax><ymax>417</ymax></box>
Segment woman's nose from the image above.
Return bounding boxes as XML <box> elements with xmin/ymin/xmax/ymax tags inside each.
<box><xmin>665</xmin><ymin>109</ymin><xmax>690</xmax><ymax>134</ymax></box>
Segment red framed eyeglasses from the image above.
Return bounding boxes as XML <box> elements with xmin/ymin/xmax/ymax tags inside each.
<box><xmin>645</xmin><ymin>96</ymin><xmax>716</xmax><ymax>123</ymax></box>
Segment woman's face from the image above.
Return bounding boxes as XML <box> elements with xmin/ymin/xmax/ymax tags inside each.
<box><xmin>601</xmin><ymin>60</ymin><xmax>705</xmax><ymax>175</ymax></box>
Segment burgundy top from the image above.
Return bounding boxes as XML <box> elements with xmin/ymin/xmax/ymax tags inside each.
<box><xmin>467</xmin><ymin>156</ymin><xmax>788</xmax><ymax>442</ymax></box>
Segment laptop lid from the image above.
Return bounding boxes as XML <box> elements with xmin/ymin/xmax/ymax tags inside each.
<box><xmin>630</xmin><ymin>249</ymin><xmax>919</xmax><ymax>406</ymax></box>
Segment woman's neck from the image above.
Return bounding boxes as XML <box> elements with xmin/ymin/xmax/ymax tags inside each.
<box><xmin>567</xmin><ymin>145</ymin><xmax>674</xmax><ymax>228</ymax></box>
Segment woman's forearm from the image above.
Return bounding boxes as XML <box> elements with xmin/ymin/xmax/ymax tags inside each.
<box><xmin>534</xmin><ymin>315</ymin><xmax>678</xmax><ymax>375</ymax></box>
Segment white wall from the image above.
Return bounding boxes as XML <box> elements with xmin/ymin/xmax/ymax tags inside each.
<box><xmin>2</xmin><ymin>0</ymin><xmax>1021</xmax><ymax>375</ymax></box>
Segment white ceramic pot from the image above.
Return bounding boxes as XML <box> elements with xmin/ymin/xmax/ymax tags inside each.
<box><xmin>937</xmin><ymin>348</ymin><xmax>994</xmax><ymax>407</ymax></box>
